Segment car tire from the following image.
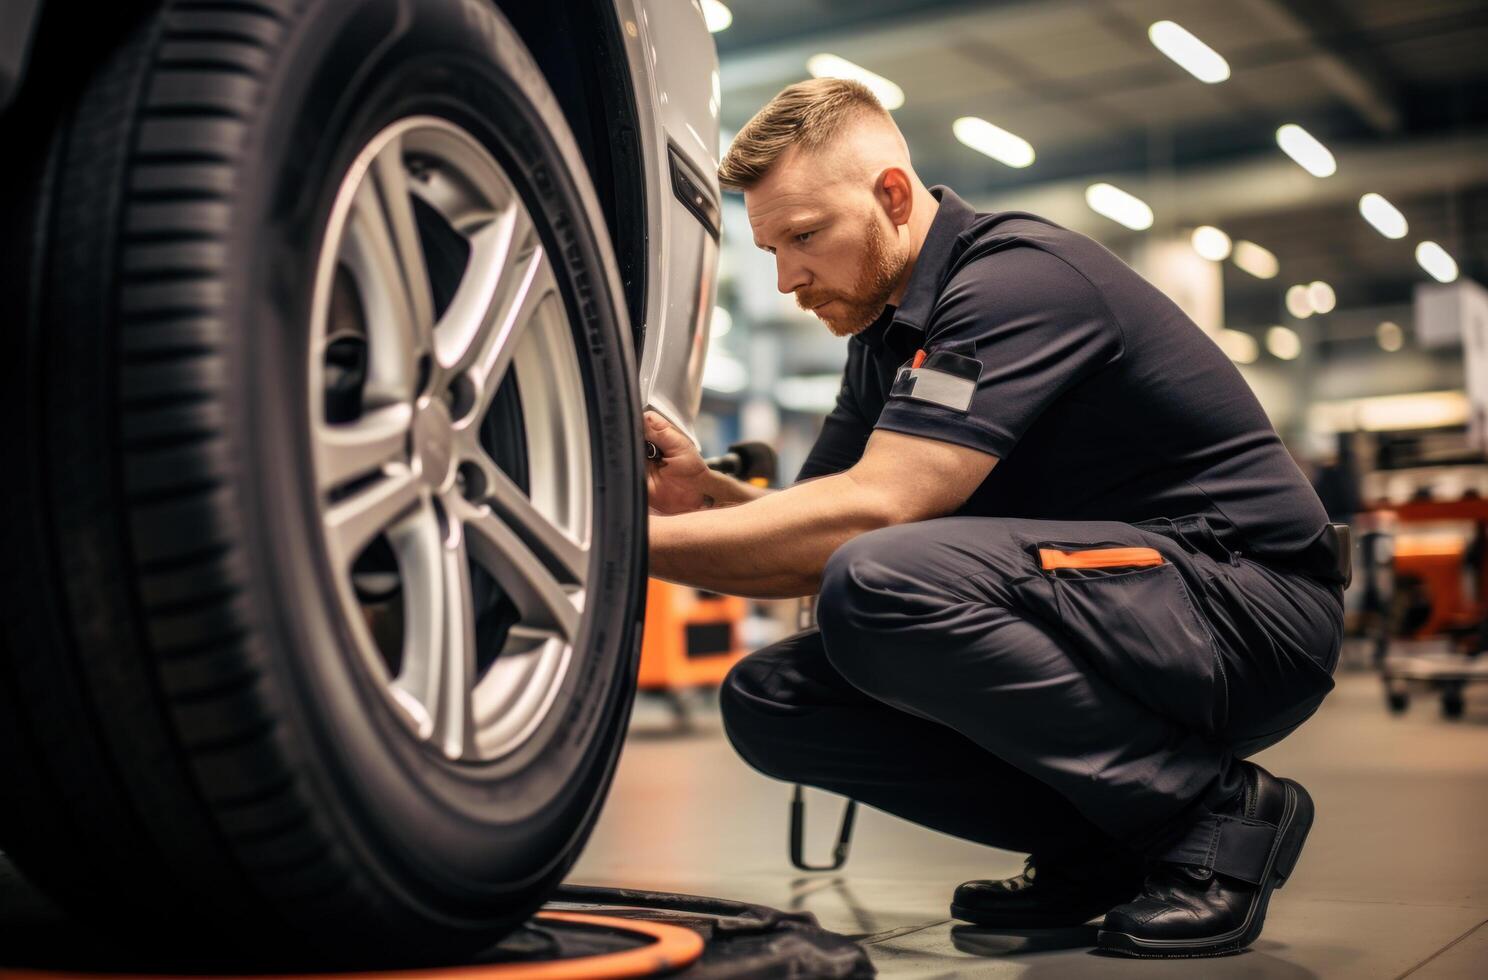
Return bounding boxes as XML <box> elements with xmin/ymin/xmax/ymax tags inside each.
<box><xmin>0</xmin><ymin>0</ymin><xmax>645</xmax><ymax>966</ymax></box>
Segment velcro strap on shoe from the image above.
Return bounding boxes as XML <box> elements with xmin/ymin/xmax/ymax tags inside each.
<box><xmin>1209</xmin><ymin>815</ymin><xmax>1277</xmax><ymax>885</ymax></box>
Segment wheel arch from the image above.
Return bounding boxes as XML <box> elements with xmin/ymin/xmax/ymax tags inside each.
<box><xmin>495</xmin><ymin>0</ymin><xmax>649</xmax><ymax>354</ymax></box>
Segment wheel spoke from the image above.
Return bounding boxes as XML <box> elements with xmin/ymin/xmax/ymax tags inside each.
<box><xmin>465</xmin><ymin>446</ymin><xmax>589</xmax><ymax>587</ymax></box>
<box><xmin>429</xmin><ymin>532</ymin><xmax>478</xmax><ymax>760</ymax></box>
<box><xmin>436</xmin><ymin>206</ymin><xmax>555</xmax><ymax>413</ymax></box>
<box><xmin>323</xmin><ymin>468</ymin><xmax>422</xmax><ymax>568</ymax></box>
<box><xmin>350</xmin><ymin>136</ymin><xmax>434</xmax><ymax>397</ymax></box>
<box><xmin>314</xmin><ymin>403</ymin><xmax>412</xmax><ymax>492</ymax></box>
<box><xmin>386</xmin><ymin>505</ymin><xmax>444</xmax><ymax>739</ymax></box>
<box><xmin>458</xmin><ymin>498</ymin><xmax>582</xmax><ymax>642</ymax></box>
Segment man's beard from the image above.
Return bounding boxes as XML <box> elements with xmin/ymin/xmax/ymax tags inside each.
<box><xmin>796</xmin><ymin>218</ymin><xmax>908</xmax><ymax>338</ymax></box>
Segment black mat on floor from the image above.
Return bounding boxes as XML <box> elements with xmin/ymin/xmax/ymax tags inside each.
<box><xmin>0</xmin><ymin>857</ymin><xmax>873</xmax><ymax>977</ymax></box>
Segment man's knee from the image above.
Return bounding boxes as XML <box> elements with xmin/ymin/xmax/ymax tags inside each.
<box><xmin>818</xmin><ymin>527</ymin><xmax>950</xmax><ymax>698</ymax></box>
<box><xmin>820</xmin><ymin>523</ymin><xmax>997</xmax><ymax>648</ymax></box>
<box><xmin>819</xmin><ymin>525</ymin><xmax>930</xmax><ymax>634</ymax></box>
<box><xmin>817</xmin><ymin>523</ymin><xmax>1030</xmax><ymax>700</ymax></box>
<box><xmin>718</xmin><ymin>651</ymin><xmax>807</xmax><ymax>781</ymax></box>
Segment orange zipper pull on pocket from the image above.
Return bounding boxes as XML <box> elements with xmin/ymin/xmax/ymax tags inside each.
<box><xmin>1039</xmin><ymin>547</ymin><xmax>1165</xmax><ymax>571</ymax></box>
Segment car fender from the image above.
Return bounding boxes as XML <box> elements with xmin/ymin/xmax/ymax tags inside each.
<box><xmin>611</xmin><ymin>0</ymin><xmax>721</xmax><ymax>449</ymax></box>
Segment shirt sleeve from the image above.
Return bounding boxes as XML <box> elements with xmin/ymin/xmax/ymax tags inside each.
<box><xmin>795</xmin><ymin>342</ymin><xmax>873</xmax><ymax>482</ymax></box>
<box><xmin>873</xmin><ymin>245</ymin><xmax>1123</xmax><ymax>460</ymax></box>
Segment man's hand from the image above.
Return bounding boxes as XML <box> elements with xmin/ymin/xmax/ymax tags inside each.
<box><xmin>645</xmin><ymin>412</ymin><xmax>721</xmax><ymax>514</ymax></box>
<box><xmin>645</xmin><ymin>412</ymin><xmax>773</xmax><ymax>515</ymax></box>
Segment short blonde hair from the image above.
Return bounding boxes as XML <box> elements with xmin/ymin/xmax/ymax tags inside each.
<box><xmin>718</xmin><ymin>78</ymin><xmax>890</xmax><ymax>190</ymax></box>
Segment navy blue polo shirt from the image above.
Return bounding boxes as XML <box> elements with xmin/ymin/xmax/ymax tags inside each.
<box><xmin>797</xmin><ymin>186</ymin><xmax>1330</xmax><ymax>558</ymax></box>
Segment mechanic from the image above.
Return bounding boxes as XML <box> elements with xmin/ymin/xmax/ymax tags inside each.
<box><xmin>645</xmin><ymin>78</ymin><xmax>1346</xmax><ymax>958</ymax></box>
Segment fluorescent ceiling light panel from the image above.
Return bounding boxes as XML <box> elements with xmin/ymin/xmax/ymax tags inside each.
<box><xmin>1191</xmin><ymin>225</ymin><xmax>1232</xmax><ymax>261</ymax></box>
<box><xmin>1276</xmin><ymin>124</ymin><xmax>1336</xmax><ymax>177</ymax></box>
<box><xmin>806</xmin><ymin>54</ymin><xmax>905</xmax><ymax>110</ymax></box>
<box><xmin>1307</xmin><ymin>280</ymin><xmax>1336</xmax><ymax>314</ymax></box>
<box><xmin>1359</xmin><ymin>193</ymin><xmax>1407</xmax><ymax>239</ymax></box>
<box><xmin>953</xmin><ymin>116</ymin><xmax>1035</xmax><ymax>168</ymax></box>
<box><xmin>774</xmin><ymin>374</ymin><xmax>844</xmax><ymax>414</ymax></box>
<box><xmin>710</xmin><ymin>305</ymin><xmax>732</xmax><ymax>339</ymax></box>
<box><xmin>1148</xmin><ymin>21</ymin><xmax>1230</xmax><ymax>83</ymax></box>
<box><xmin>701</xmin><ymin>0</ymin><xmax>732</xmax><ymax>33</ymax></box>
<box><xmin>1285</xmin><ymin>284</ymin><xmax>1313</xmax><ymax>319</ymax></box>
<box><xmin>1085</xmin><ymin>183</ymin><xmax>1153</xmax><ymax>231</ymax></box>
<box><xmin>1232</xmin><ymin>240</ymin><xmax>1279</xmax><ymax>279</ymax></box>
<box><xmin>703</xmin><ymin>349</ymin><xmax>747</xmax><ymax>393</ymax></box>
<box><xmin>1377</xmin><ymin>321</ymin><xmax>1404</xmax><ymax>352</ymax></box>
<box><xmin>1415</xmin><ymin>241</ymin><xmax>1459</xmax><ymax>283</ymax></box>
<box><xmin>1217</xmin><ymin>329</ymin><xmax>1258</xmax><ymax>364</ymax></box>
<box><xmin>1267</xmin><ymin>325</ymin><xmax>1302</xmax><ymax>360</ymax></box>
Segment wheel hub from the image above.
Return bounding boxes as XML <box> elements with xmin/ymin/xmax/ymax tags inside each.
<box><xmin>412</xmin><ymin>396</ymin><xmax>457</xmax><ymax>492</ymax></box>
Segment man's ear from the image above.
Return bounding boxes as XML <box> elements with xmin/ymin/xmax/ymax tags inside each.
<box><xmin>875</xmin><ymin>168</ymin><xmax>914</xmax><ymax>227</ymax></box>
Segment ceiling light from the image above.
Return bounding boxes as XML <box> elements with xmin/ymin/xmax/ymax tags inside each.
<box><xmin>1232</xmin><ymin>240</ymin><xmax>1279</xmax><ymax>279</ymax></box>
<box><xmin>773</xmin><ymin>374</ymin><xmax>844</xmax><ymax>414</ymax></box>
<box><xmin>1216</xmin><ymin>329</ymin><xmax>1258</xmax><ymax>364</ymax></box>
<box><xmin>1359</xmin><ymin>193</ymin><xmax>1407</xmax><ymax>239</ymax></box>
<box><xmin>1276</xmin><ymin>124</ymin><xmax>1336</xmax><ymax>177</ymax></box>
<box><xmin>806</xmin><ymin>54</ymin><xmax>905</xmax><ymax>110</ymax></box>
<box><xmin>1285</xmin><ymin>284</ymin><xmax>1314</xmax><ymax>319</ymax></box>
<box><xmin>1148</xmin><ymin>21</ymin><xmax>1230</xmax><ymax>83</ymax></box>
<box><xmin>700</xmin><ymin>0</ymin><xmax>732</xmax><ymax>33</ymax></box>
<box><xmin>702</xmin><ymin>349</ymin><xmax>747</xmax><ymax>393</ymax></box>
<box><xmin>710</xmin><ymin>305</ymin><xmax>732</xmax><ymax>339</ymax></box>
<box><xmin>1416</xmin><ymin>241</ymin><xmax>1459</xmax><ymax>283</ymax></box>
<box><xmin>1084</xmin><ymin>183</ymin><xmax>1153</xmax><ymax>231</ymax></box>
<box><xmin>1307</xmin><ymin>280</ymin><xmax>1336</xmax><ymax>314</ymax></box>
<box><xmin>1377</xmin><ymin>321</ymin><xmax>1404</xmax><ymax>352</ymax></box>
<box><xmin>1267</xmin><ymin>325</ymin><xmax>1302</xmax><ymax>360</ymax></box>
<box><xmin>952</xmin><ymin>116</ymin><xmax>1035</xmax><ymax>168</ymax></box>
<box><xmin>1191</xmin><ymin>225</ymin><xmax>1232</xmax><ymax>261</ymax></box>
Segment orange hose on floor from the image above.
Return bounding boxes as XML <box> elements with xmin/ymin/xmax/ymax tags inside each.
<box><xmin>0</xmin><ymin>911</ymin><xmax>706</xmax><ymax>980</ymax></box>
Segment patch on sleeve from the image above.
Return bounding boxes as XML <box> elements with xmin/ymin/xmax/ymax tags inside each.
<box><xmin>889</xmin><ymin>349</ymin><xmax>982</xmax><ymax>413</ymax></box>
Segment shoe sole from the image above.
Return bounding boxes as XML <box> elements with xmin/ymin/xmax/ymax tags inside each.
<box><xmin>949</xmin><ymin>902</ymin><xmax>1107</xmax><ymax>929</ymax></box>
<box><xmin>1095</xmin><ymin>778</ymin><xmax>1314</xmax><ymax>959</ymax></box>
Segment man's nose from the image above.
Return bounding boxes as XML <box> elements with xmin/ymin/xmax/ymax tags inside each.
<box><xmin>776</xmin><ymin>259</ymin><xmax>809</xmax><ymax>296</ymax></box>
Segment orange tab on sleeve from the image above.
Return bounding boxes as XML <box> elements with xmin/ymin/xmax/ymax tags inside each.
<box><xmin>1039</xmin><ymin>547</ymin><xmax>1165</xmax><ymax>571</ymax></box>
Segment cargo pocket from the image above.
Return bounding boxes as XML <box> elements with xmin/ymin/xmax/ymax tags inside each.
<box><xmin>1039</xmin><ymin>545</ymin><xmax>1228</xmax><ymax>737</ymax></box>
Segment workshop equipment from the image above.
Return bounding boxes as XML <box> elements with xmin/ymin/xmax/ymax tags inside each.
<box><xmin>636</xmin><ymin>582</ymin><xmax>749</xmax><ymax>725</ymax></box>
<box><xmin>1373</xmin><ymin>499</ymin><xmax>1488</xmax><ymax>719</ymax></box>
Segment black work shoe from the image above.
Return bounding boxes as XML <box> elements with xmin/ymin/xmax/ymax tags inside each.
<box><xmin>951</xmin><ymin>850</ymin><xmax>1145</xmax><ymax>928</ymax></box>
<box><xmin>1097</xmin><ymin>762</ymin><xmax>1315</xmax><ymax>958</ymax></box>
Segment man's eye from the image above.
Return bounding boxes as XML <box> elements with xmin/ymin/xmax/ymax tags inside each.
<box><xmin>795</xmin><ymin>231</ymin><xmax>814</xmax><ymax>244</ymax></box>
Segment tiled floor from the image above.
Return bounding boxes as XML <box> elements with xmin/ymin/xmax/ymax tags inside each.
<box><xmin>573</xmin><ymin>669</ymin><xmax>1488</xmax><ymax>978</ymax></box>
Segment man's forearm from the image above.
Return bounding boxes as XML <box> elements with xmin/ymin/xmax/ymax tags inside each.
<box><xmin>649</xmin><ymin>470</ymin><xmax>890</xmax><ymax>598</ymax></box>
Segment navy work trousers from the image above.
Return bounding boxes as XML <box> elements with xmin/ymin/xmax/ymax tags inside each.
<box><xmin>720</xmin><ymin>515</ymin><xmax>1343</xmax><ymax>870</ymax></box>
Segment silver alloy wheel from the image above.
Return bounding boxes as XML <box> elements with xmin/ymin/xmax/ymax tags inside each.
<box><xmin>307</xmin><ymin>117</ymin><xmax>594</xmax><ymax>763</ymax></box>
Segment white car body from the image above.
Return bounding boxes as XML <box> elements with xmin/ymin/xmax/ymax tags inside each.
<box><xmin>614</xmin><ymin>0</ymin><xmax>722</xmax><ymax>445</ymax></box>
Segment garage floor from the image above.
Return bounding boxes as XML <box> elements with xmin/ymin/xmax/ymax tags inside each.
<box><xmin>1</xmin><ymin>668</ymin><xmax>1483</xmax><ymax>976</ymax></box>
<box><xmin>574</xmin><ymin>668</ymin><xmax>1488</xmax><ymax>978</ymax></box>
